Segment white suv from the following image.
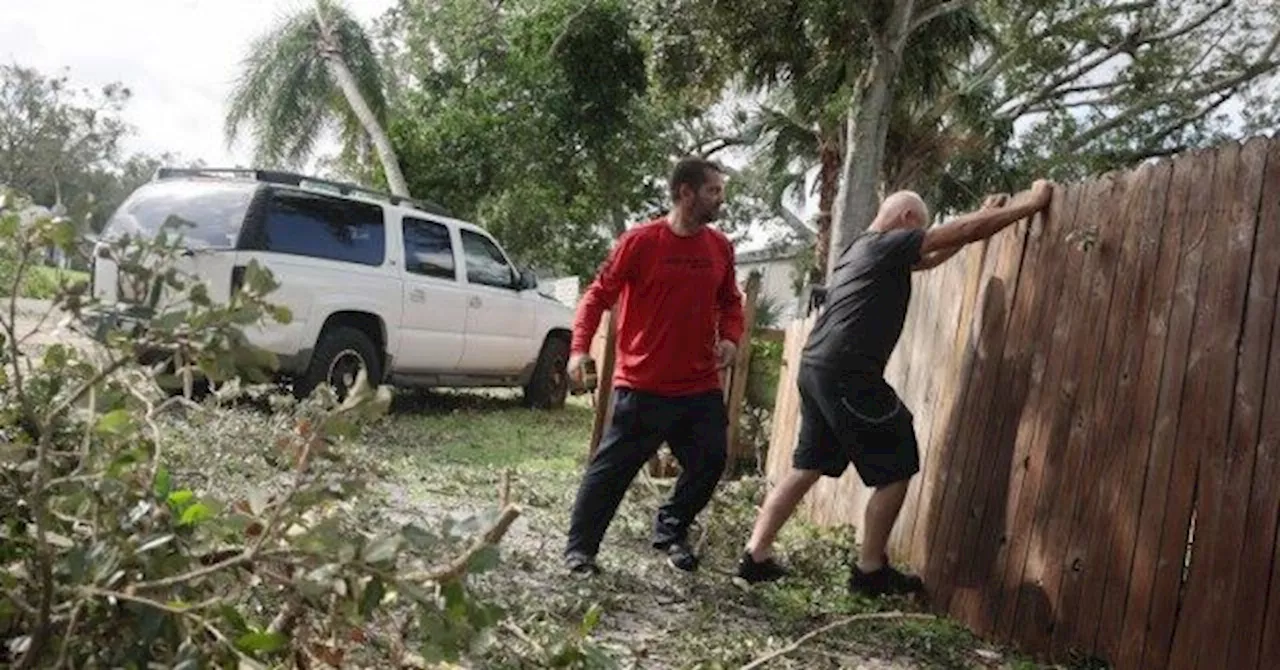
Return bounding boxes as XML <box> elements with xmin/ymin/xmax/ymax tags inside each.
<box><xmin>88</xmin><ymin>168</ymin><xmax>577</xmax><ymax>409</ymax></box>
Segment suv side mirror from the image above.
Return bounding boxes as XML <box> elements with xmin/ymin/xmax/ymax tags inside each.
<box><xmin>515</xmin><ymin>266</ymin><xmax>538</xmax><ymax>291</ymax></box>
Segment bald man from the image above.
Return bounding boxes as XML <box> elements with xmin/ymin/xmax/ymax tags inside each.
<box><xmin>735</xmin><ymin>181</ymin><xmax>1054</xmax><ymax>597</ymax></box>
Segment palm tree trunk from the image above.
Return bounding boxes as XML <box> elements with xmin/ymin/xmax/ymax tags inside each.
<box><xmin>826</xmin><ymin>0</ymin><xmax>915</xmax><ymax>278</ymax></box>
<box><xmin>811</xmin><ymin>130</ymin><xmax>842</xmax><ymax>282</ymax></box>
<box><xmin>323</xmin><ymin>58</ymin><xmax>411</xmax><ymax>197</ymax></box>
<box><xmin>314</xmin><ymin>1</ymin><xmax>411</xmax><ymax>198</ymax></box>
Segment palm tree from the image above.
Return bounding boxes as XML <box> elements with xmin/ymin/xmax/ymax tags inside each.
<box><xmin>225</xmin><ymin>0</ymin><xmax>409</xmax><ymax>197</ymax></box>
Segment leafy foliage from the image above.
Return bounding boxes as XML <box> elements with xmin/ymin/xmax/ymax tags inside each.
<box><xmin>0</xmin><ymin>189</ymin><xmax>519</xmax><ymax>668</ymax></box>
<box><xmin>225</xmin><ymin>0</ymin><xmax>391</xmax><ymax>170</ymax></box>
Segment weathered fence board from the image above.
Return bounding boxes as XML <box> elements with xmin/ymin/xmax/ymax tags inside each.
<box><xmin>763</xmin><ymin>135</ymin><xmax>1280</xmax><ymax>669</ymax></box>
<box><xmin>1226</xmin><ymin>138</ymin><xmax>1280</xmax><ymax>670</ymax></box>
<box><xmin>1114</xmin><ymin>147</ymin><xmax>1212</xmax><ymax>670</ymax></box>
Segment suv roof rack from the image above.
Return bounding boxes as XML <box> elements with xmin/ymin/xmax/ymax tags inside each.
<box><xmin>152</xmin><ymin>167</ymin><xmax>453</xmax><ymax>217</ymax></box>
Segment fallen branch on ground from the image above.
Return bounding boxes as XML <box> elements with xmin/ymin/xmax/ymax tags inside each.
<box><xmin>737</xmin><ymin>611</ymin><xmax>938</xmax><ymax>670</ymax></box>
<box><xmin>404</xmin><ymin>504</ymin><xmax>522</xmax><ymax>583</ymax></box>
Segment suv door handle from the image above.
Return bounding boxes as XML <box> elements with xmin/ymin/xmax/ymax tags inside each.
<box><xmin>469</xmin><ymin>296</ymin><xmax>482</xmax><ymax>308</ymax></box>
<box><xmin>410</xmin><ymin>288</ymin><xmax>426</xmax><ymax>303</ymax></box>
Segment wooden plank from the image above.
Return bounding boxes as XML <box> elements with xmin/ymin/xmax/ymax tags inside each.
<box><xmin>1137</xmin><ymin>144</ymin><xmax>1226</xmax><ymax>670</ymax></box>
<box><xmin>1031</xmin><ymin>170</ymin><xmax>1132</xmax><ymax>661</ymax></box>
<box><xmin>1085</xmin><ymin>157</ymin><xmax>1177</xmax><ymax>661</ymax></box>
<box><xmin>985</xmin><ymin>181</ymin><xmax>1086</xmax><ymax>641</ymax></box>
<box><xmin>1226</xmin><ymin>138</ymin><xmax>1280</xmax><ymax>670</ymax></box>
<box><xmin>960</xmin><ymin>193</ymin><xmax>1058</xmax><ymax>637</ymax></box>
<box><xmin>905</xmin><ymin>245</ymin><xmax>982</xmax><ymax>568</ymax></box>
<box><xmin>1008</xmin><ymin>175</ymin><xmax>1116</xmax><ymax>652</ymax></box>
<box><xmin>914</xmin><ymin>240</ymin><xmax>993</xmax><ymax>591</ymax></box>
<box><xmin>1046</xmin><ymin>164</ymin><xmax>1149</xmax><ymax>658</ymax></box>
<box><xmin>765</xmin><ymin>318</ymin><xmax>811</xmax><ymax>486</ymax></box>
<box><xmin>725</xmin><ymin>272</ymin><xmax>763</xmax><ymax>474</ymax></box>
<box><xmin>1166</xmin><ymin>139</ymin><xmax>1269</xmax><ymax>669</ymax></box>
<box><xmin>890</xmin><ymin>256</ymin><xmax>951</xmax><ymax>561</ymax></box>
<box><xmin>947</xmin><ymin>215</ymin><xmax>1042</xmax><ymax>629</ymax></box>
<box><xmin>928</xmin><ymin>221</ymin><xmax>1030</xmax><ymax>617</ymax></box>
<box><xmin>1113</xmin><ymin>147</ymin><xmax>1216</xmax><ymax>670</ymax></box>
<box><xmin>588</xmin><ymin>311</ymin><xmax>617</xmax><ymax>461</ymax></box>
<box><xmin>884</xmin><ymin>251</ymin><xmax>942</xmax><ymax>557</ymax></box>
<box><xmin>1264</xmin><ymin>526</ymin><xmax>1280</xmax><ymax>670</ymax></box>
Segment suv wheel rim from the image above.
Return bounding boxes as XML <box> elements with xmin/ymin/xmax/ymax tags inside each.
<box><xmin>327</xmin><ymin>349</ymin><xmax>365</xmax><ymax>398</ymax></box>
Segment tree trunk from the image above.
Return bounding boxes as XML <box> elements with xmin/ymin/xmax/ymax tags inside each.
<box><xmin>323</xmin><ymin>59</ymin><xmax>411</xmax><ymax>198</ymax></box>
<box><xmin>314</xmin><ymin>2</ymin><xmax>411</xmax><ymax>198</ymax></box>
<box><xmin>826</xmin><ymin>0</ymin><xmax>916</xmax><ymax>279</ymax></box>
<box><xmin>810</xmin><ymin>130</ymin><xmax>842</xmax><ymax>282</ymax></box>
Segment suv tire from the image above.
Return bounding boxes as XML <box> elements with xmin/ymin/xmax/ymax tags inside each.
<box><xmin>523</xmin><ymin>335</ymin><xmax>570</xmax><ymax>410</ymax></box>
<box><xmin>296</xmin><ymin>326</ymin><xmax>383</xmax><ymax>401</ymax></box>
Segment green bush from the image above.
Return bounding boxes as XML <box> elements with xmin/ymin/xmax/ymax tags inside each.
<box><xmin>0</xmin><ymin>190</ymin><xmax>517</xmax><ymax>668</ymax></box>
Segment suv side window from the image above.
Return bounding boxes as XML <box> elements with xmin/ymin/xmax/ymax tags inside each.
<box><xmin>403</xmin><ymin>217</ymin><xmax>456</xmax><ymax>280</ymax></box>
<box><xmin>255</xmin><ymin>189</ymin><xmax>386</xmax><ymax>266</ymax></box>
<box><xmin>460</xmin><ymin>229</ymin><xmax>517</xmax><ymax>289</ymax></box>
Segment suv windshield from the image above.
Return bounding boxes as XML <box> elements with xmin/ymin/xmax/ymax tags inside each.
<box><xmin>102</xmin><ymin>180</ymin><xmax>258</xmax><ymax>249</ymax></box>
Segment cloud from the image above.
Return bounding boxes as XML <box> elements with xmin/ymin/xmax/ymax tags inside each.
<box><xmin>1</xmin><ymin>0</ymin><xmax>396</xmax><ymax>168</ymax></box>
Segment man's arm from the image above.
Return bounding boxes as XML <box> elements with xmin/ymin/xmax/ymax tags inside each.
<box><xmin>912</xmin><ymin>245</ymin><xmax>964</xmax><ymax>271</ymax></box>
<box><xmin>921</xmin><ymin>180</ymin><xmax>1053</xmax><ymax>255</ymax></box>
<box><xmin>716</xmin><ymin>238</ymin><xmax>746</xmax><ymax>346</ymax></box>
<box><xmin>569</xmin><ymin>234</ymin><xmax>639</xmax><ymax>356</ymax></box>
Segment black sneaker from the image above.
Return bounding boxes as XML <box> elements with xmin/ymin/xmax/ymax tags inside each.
<box><xmin>735</xmin><ymin>552</ymin><xmax>789</xmax><ymax>584</ymax></box>
<box><xmin>849</xmin><ymin>560</ymin><xmax>924</xmax><ymax>598</ymax></box>
<box><xmin>565</xmin><ymin>551</ymin><xmax>600</xmax><ymax>577</ymax></box>
<box><xmin>663</xmin><ymin>542</ymin><xmax>700</xmax><ymax>572</ymax></box>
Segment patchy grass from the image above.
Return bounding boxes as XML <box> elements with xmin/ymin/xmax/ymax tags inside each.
<box><xmin>0</xmin><ymin>260</ymin><xmax>89</xmax><ymax>299</ymax></box>
<box><xmin>158</xmin><ymin>388</ymin><xmax>1104</xmax><ymax>669</ymax></box>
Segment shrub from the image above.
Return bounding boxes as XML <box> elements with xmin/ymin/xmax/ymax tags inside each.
<box><xmin>0</xmin><ymin>190</ymin><xmax>519</xmax><ymax>668</ymax></box>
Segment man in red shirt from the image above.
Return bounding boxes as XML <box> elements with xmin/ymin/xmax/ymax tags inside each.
<box><xmin>564</xmin><ymin>157</ymin><xmax>745</xmax><ymax>575</ymax></box>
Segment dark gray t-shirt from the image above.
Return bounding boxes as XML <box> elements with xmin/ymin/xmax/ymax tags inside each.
<box><xmin>802</xmin><ymin>229</ymin><xmax>926</xmax><ymax>375</ymax></box>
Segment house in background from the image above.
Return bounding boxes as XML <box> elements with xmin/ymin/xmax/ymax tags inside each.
<box><xmin>734</xmin><ymin>243</ymin><xmax>805</xmax><ymax>324</ymax></box>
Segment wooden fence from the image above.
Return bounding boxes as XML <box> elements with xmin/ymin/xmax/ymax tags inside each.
<box><xmin>766</xmin><ymin>136</ymin><xmax>1280</xmax><ymax>669</ymax></box>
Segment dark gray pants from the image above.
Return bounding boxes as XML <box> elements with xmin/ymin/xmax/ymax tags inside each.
<box><xmin>564</xmin><ymin>387</ymin><xmax>728</xmax><ymax>558</ymax></box>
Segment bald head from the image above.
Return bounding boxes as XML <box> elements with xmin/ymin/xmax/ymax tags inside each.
<box><xmin>871</xmin><ymin>191</ymin><xmax>930</xmax><ymax>231</ymax></box>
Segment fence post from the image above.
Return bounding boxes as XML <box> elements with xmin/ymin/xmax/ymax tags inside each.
<box><xmin>724</xmin><ymin>272</ymin><xmax>762</xmax><ymax>478</ymax></box>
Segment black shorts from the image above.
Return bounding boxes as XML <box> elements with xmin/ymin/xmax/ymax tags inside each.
<box><xmin>791</xmin><ymin>361</ymin><xmax>920</xmax><ymax>487</ymax></box>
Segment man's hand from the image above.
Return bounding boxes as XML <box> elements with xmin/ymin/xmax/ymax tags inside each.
<box><xmin>567</xmin><ymin>352</ymin><xmax>593</xmax><ymax>389</ymax></box>
<box><xmin>716</xmin><ymin>339</ymin><xmax>737</xmax><ymax>370</ymax></box>
<box><xmin>1014</xmin><ymin>179</ymin><xmax>1053</xmax><ymax>210</ymax></box>
<box><xmin>981</xmin><ymin>193</ymin><xmax>1010</xmax><ymax>210</ymax></box>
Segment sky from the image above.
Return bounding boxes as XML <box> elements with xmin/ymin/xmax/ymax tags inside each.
<box><xmin>0</xmin><ymin>0</ymin><xmax>398</xmax><ymax>168</ymax></box>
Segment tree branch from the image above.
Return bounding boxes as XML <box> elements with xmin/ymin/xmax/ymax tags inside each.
<box><xmin>738</xmin><ymin>612</ymin><xmax>939</xmax><ymax>670</ymax></box>
<box><xmin>403</xmin><ymin>504</ymin><xmax>522</xmax><ymax>583</ymax></box>
<box><xmin>909</xmin><ymin>0</ymin><xmax>975</xmax><ymax>37</ymax></box>
<box><xmin>1066</xmin><ymin>41</ymin><xmax>1280</xmax><ymax>151</ymax></box>
<box><xmin>996</xmin><ymin>0</ymin><xmax>1233</xmax><ymax>118</ymax></box>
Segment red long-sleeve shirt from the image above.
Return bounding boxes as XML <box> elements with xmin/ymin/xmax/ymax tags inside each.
<box><xmin>571</xmin><ymin>218</ymin><xmax>745</xmax><ymax>396</ymax></box>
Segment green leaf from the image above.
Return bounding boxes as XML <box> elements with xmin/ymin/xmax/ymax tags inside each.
<box><xmin>179</xmin><ymin>502</ymin><xmax>213</xmax><ymax>526</ymax></box>
<box><xmin>362</xmin><ymin>533</ymin><xmax>402</xmax><ymax>565</ymax></box>
<box><xmin>219</xmin><ymin>604</ymin><xmax>250</xmax><ymax>635</ymax></box>
<box><xmin>167</xmin><ymin>490</ymin><xmax>195</xmax><ymax>506</ymax></box>
<box><xmin>580</xmin><ymin>603</ymin><xmax>603</xmax><ymax>635</ymax></box>
<box><xmin>466</xmin><ymin>545</ymin><xmax>500</xmax><ymax>574</ymax></box>
<box><xmin>153</xmin><ymin>467</ymin><xmax>172</xmax><ymax>500</ymax></box>
<box><xmin>95</xmin><ymin>409</ymin><xmax>133</xmax><ymax>436</ymax></box>
<box><xmin>235</xmin><ymin>630</ymin><xmax>288</xmax><ymax>655</ymax></box>
<box><xmin>360</xmin><ymin>578</ymin><xmax>386</xmax><ymax>618</ymax></box>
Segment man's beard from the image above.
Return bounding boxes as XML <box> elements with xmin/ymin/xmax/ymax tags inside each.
<box><xmin>697</xmin><ymin>202</ymin><xmax>721</xmax><ymax>223</ymax></box>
